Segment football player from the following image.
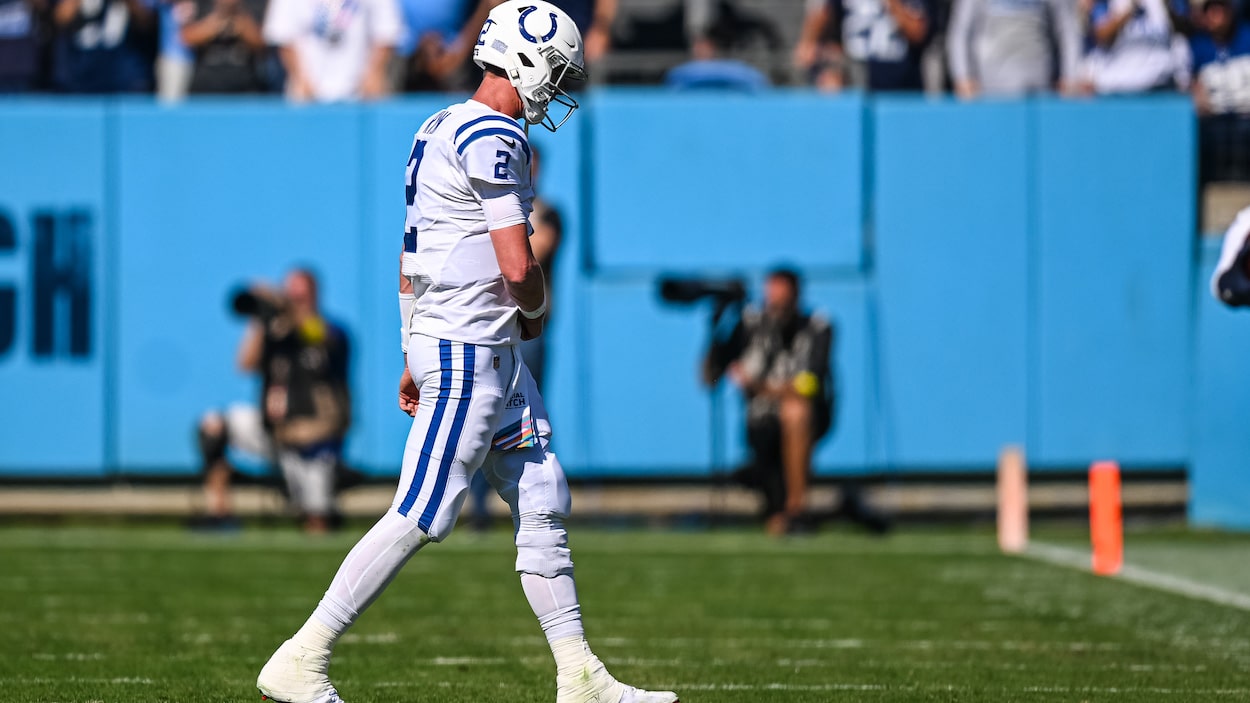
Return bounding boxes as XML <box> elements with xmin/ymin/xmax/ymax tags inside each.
<box><xmin>255</xmin><ymin>3</ymin><xmax>679</xmax><ymax>703</ymax></box>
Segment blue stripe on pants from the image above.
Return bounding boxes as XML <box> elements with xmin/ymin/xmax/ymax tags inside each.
<box><xmin>417</xmin><ymin>343</ymin><xmax>475</xmax><ymax>532</ymax></box>
<box><xmin>397</xmin><ymin>339</ymin><xmax>454</xmax><ymax>517</ymax></box>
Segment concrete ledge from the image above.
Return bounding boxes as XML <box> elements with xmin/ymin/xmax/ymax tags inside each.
<box><xmin>0</xmin><ymin>480</ymin><xmax>1187</xmax><ymax>521</ymax></box>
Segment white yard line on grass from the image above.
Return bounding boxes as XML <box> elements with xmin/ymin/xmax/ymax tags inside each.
<box><xmin>529</xmin><ymin>635</ymin><xmax>1125</xmax><ymax>651</ymax></box>
<box><xmin>674</xmin><ymin>683</ymin><xmax>1250</xmax><ymax>695</ymax></box>
<box><xmin>1025</xmin><ymin>542</ymin><xmax>1250</xmax><ymax>612</ymax></box>
<box><xmin>0</xmin><ymin>677</ymin><xmax>154</xmax><ymax>685</ymax></box>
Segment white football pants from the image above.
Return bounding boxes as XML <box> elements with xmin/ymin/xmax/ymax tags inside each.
<box><xmin>394</xmin><ymin>333</ymin><xmax>571</xmax><ymax>573</ymax></box>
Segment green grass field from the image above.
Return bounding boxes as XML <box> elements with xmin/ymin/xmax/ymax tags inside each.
<box><xmin>2</xmin><ymin>525</ymin><xmax>1249</xmax><ymax>702</ymax></box>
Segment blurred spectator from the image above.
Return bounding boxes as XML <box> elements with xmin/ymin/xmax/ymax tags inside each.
<box><xmin>1192</xmin><ymin>0</ymin><xmax>1250</xmax><ymax>181</ymax></box>
<box><xmin>156</xmin><ymin>0</ymin><xmax>194</xmax><ymax>99</ymax></box>
<box><xmin>398</xmin><ymin>0</ymin><xmax>613</xmax><ymax>92</ymax></box>
<box><xmin>197</xmin><ymin>269</ymin><xmax>352</xmax><ymax>534</ymax></box>
<box><xmin>665</xmin><ymin>10</ymin><xmax>769</xmax><ymax>90</ymax></box>
<box><xmin>1083</xmin><ymin>0</ymin><xmax>1191</xmax><ymax>94</ymax></box>
<box><xmin>263</xmin><ymin>0</ymin><xmax>401</xmax><ymax>102</ymax></box>
<box><xmin>0</xmin><ymin>0</ymin><xmax>46</xmax><ymax>92</ymax></box>
<box><xmin>795</xmin><ymin>0</ymin><xmax>935</xmax><ymax>92</ymax></box>
<box><xmin>397</xmin><ymin>0</ymin><xmax>484</xmax><ymax>92</ymax></box>
<box><xmin>549</xmin><ymin>0</ymin><xmax>615</xmax><ymax>63</ymax></box>
<box><xmin>946</xmin><ymin>0</ymin><xmax>1083</xmax><ymax>97</ymax></box>
<box><xmin>52</xmin><ymin>0</ymin><xmax>158</xmax><ymax>93</ymax></box>
<box><xmin>181</xmin><ymin>0</ymin><xmax>265</xmax><ymax>93</ymax></box>
<box><xmin>704</xmin><ymin>268</ymin><xmax>835</xmax><ymax>537</ymax></box>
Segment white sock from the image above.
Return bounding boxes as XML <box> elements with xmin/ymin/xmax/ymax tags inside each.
<box><xmin>521</xmin><ymin>572</ymin><xmax>589</xmax><ymax>675</ymax></box>
<box><xmin>303</xmin><ymin>511</ymin><xmax>429</xmax><ymax>648</ymax></box>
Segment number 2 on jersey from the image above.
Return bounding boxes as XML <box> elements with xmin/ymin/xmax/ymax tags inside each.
<box><xmin>494</xmin><ymin>150</ymin><xmax>511</xmax><ymax>180</ymax></box>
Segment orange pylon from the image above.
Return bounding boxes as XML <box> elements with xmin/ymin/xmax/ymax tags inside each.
<box><xmin>1089</xmin><ymin>461</ymin><xmax>1123</xmax><ymax>576</ymax></box>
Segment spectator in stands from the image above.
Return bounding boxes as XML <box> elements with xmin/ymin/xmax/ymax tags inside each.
<box><xmin>52</xmin><ymin>0</ymin><xmax>158</xmax><ymax>93</ymax></box>
<box><xmin>946</xmin><ymin>0</ymin><xmax>1083</xmax><ymax>97</ymax></box>
<box><xmin>549</xmin><ymin>0</ymin><xmax>615</xmax><ymax>63</ymax></box>
<box><xmin>156</xmin><ymin>0</ymin><xmax>195</xmax><ymax>100</ymax></box>
<box><xmin>794</xmin><ymin>0</ymin><xmax>935</xmax><ymax>92</ymax></box>
<box><xmin>263</xmin><ymin>0</ymin><xmax>401</xmax><ymax>102</ymax></box>
<box><xmin>398</xmin><ymin>0</ymin><xmax>612</xmax><ymax>92</ymax></box>
<box><xmin>0</xmin><ymin>0</ymin><xmax>45</xmax><ymax>92</ymax></box>
<box><xmin>1192</xmin><ymin>0</ymin><xmax>1250</xmax><ymax>181</ymax></box>
<box><xmin>197</xmin><ymin>269</ymin><xmax>352</xmax><ymax>534</ymax></box>
<box><xmin>703</xmin><ymin>268</ymin><xmax>836</xmax><ymax>537</ymax></box>
<box><xmin>665</xmin><ymin>9</ymin><xmax>769</xmax><ymax>91</ymax></box>
<box><xmin>397</xmin><ymin>0</ymin><xmax>486</xmax><ymax>92</ymax></box>
<box><xmin>181</xmin><ymin>0</ymin><xmax>265</xmax><ymax>93</ymax></box>
<box><xmin>1083</xmin><ymin>0</ymin><xmax>1191</xmax><ymax>94</ymax></box>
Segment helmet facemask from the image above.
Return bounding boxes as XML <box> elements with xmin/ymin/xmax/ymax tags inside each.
<box><xmin>519</xmin><ymin>45</ymin><xmax>587</xmax><ymax>132</ymax></box>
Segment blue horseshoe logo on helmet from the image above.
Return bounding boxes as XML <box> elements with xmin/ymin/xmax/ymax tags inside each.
<box><xmin>518</xmin><ymin>5</ymin><xmax>558</xmax><ymax>43</ymax></box>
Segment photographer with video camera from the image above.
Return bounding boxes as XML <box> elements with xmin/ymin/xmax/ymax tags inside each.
<box><xmin>700</xmin><ymin>268</ymin><xmax>833</xmax><ymax>536</ymax></box>
<box><xmin>693</xmin><ymin>267</ymin><xmax>889</xmax><ymax>537</ymax></box>
<box><xmin>195</xmin><ymin>268</ymin><xmax>352</xmax><ymax>534</ymax></box>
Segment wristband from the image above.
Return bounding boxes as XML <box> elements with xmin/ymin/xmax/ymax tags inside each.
<box><xmin>399</xmin><ymin>292</ymin><xmax>416</xmax><ymax>352</ymax></box>
<box><xmin>519</xmin><ymin>300</ymin><xmax>547</xmax><ymax>320</ymax></box>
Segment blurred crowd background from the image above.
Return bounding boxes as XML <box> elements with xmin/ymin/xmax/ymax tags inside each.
<box><xmin>1</xmin><ymin>0</ymin><xmax>1247</xmax><ymax>182</ymax></box>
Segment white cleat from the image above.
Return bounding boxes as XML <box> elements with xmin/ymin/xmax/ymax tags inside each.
<box><xmin>256</xmin><ymin>638</ymin><xmax>343</xmax><ymax>703</ymax></box>
<box><xmin>556</xmin><ymin>654</ymin><xmax>679</xmax><ymax>703</ymax></box>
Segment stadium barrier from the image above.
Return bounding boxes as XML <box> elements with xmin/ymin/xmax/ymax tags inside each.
<box><xmin>0</xmin><ymin>92</ymin><xmax>1245</xmax><ymax>527</ymax></box>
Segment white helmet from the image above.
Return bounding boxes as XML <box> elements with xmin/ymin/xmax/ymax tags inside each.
<box><xmin>473</xmin><ymin>0</ymin><xmax>587</xmax><ymax>132</ymax></box>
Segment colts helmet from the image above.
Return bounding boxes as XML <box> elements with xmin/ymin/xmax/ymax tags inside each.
<box><xmin>473</xmin><ymin>0</ymin><xmax>587</xmax><ymax>131</ymax></box>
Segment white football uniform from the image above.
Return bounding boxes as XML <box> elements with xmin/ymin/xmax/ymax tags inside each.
<box><xmin>258</xmin><ymin>6</ymin><xmax>677</xmax><ymax>702</ymax></box>
<box><xmin>394</xmin><ymin>101</ymin><xmax>564</xmax><ymax>553</ymax></box>
<box><xmin>402</xmin><ymin>100</ymin><xmax>535</xmax><ymax>346</ymax></box>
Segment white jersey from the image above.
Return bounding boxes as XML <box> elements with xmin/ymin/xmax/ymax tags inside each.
<box><xmin>402</xmin><ymin>100</ymin><xmax>534</xmax><ymax>346</ymax></box>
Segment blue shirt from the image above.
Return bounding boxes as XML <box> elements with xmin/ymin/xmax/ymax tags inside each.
<box><xmin>158</xmin><ymin>0</ymin><xmax>192</xmax><ymax>61</ymax></box>
<box><xmin>1191</xmin><ymin>24</ymin><xmax>1250</xmax><ymax>113</ymax></box>
<box><xmin>398</xmin><ymin>0</ymin><xmax>470</xmax><ymax>55</ymax></box>
<box><xmin>664</xmin><ymin>59</ymin><xmax>769</xmax><ymax>92</ymax></box>
<box><xmin>1192</xmin><ymin>23</ymin><xmax>1250</xmax><ymax>71</ymax></box>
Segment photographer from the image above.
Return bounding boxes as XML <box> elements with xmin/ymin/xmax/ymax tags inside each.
<box><xmin>196</xmin><ymin>268</ymin><xmax>352</xmax><ymax>533</ymax></box>
<box><xmin>698</xmin><ymin>268</ymin><xmax>889</xmax><ymax>536</ymax></box>
<box><xmin>703</xmin><ymin>268</ymin><xmax>835</xmax><ymax>536</ymax></box>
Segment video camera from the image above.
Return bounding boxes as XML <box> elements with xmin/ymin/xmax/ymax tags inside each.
<box><xmin>658</xmin><ymin>276</ymin><xmax>747</xmax><ymax>306</ymax></box>
<box><xmin>657</xmin><ymin>275</ymin><xmax>748</xmax><ymax>351</ymax></box>
<box><xmin>658</xmin><ymin>275</ymin><xmax>747</xmax><ymax>330</ymax></box>
<box><xmin>230</xmin><ymin>287</ymin><xmax>288</xmax><ymax>322</ymax></box>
